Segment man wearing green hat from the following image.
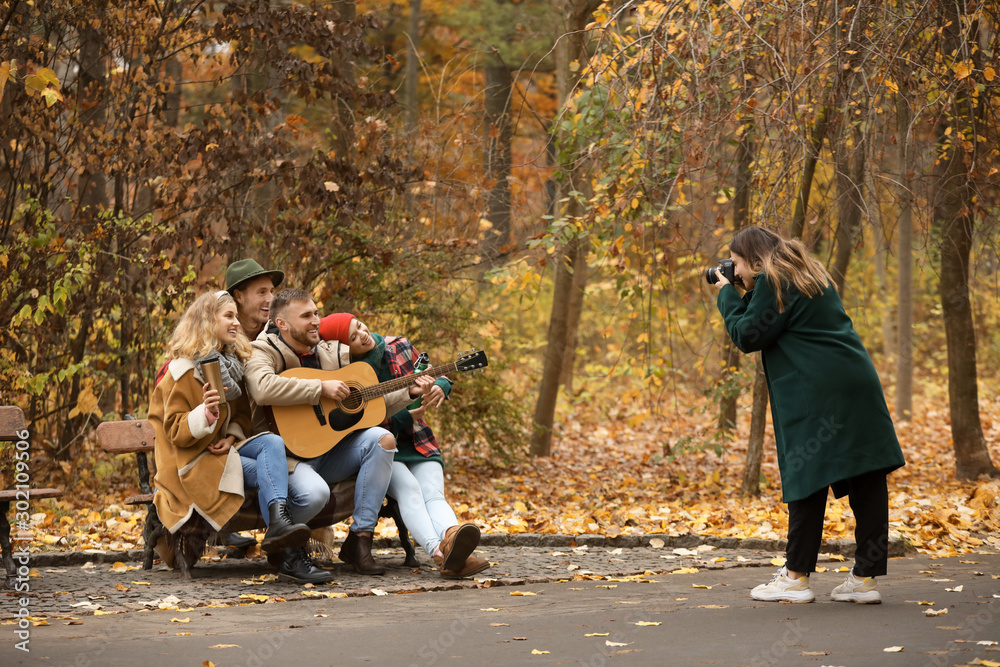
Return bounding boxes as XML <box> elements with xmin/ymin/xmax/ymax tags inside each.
<box><xmin>225</xmin><ymin>259</ymin><xmax>285</xmax><ymax>341</ymax></box>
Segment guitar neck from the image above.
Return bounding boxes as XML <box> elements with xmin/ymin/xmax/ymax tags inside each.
<box><xmin>359</xmin><ymin>361</ymin><xmax>460</xmax><ymax>402</ymax></box>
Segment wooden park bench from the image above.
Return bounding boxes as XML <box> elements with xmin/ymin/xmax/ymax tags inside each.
<box><xmin>0</xmin><ymin>406</ymin><xmax>63</xmax><ymax>587</ymax></box>
<box><xmin>96</xmin><ymin>416</ymin><xmax>417</xmax><ymax>578</ymax></box>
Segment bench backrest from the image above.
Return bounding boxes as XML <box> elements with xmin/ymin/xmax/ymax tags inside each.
<box><xmin>96</xmin><ymin>419</ymin><xmax>156</xmax><ymax>454</ymax></box>
<box><xmin>0</xmin><ymin>405</ymin><xmax>27</xmax><ymax>442</ymax></box>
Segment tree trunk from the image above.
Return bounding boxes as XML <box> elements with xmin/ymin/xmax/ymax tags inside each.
<box><xmin>789</xmin><ymin>104</ymin><xmax>833</xmax><ymax>241</ymax></box>
<box><xmin>558</xmin><ymin>242</ymin><xmax>587</xmax><ymax>392</ymax></box>
<box><xmin>895</xmin><ymin>89</ymin><xmax>914</xmax><ymax>421</ymax></box>
<box><xmin>932</xmin><ymin>9</ymin><xmax>999</xmax><ymax>479</ymax></box>
<box><xmin>719</xmin><ymin>129</ymin><xmax>753</xmax><ymax>430</ymax></box>
<box><xmin>76</xmin><ymin>26</ymin><xmax>108</xmax><ymax>219</ymax></box>
<box><xmin>529</xmin><ymin>0</ymin><xmax>601</xmax><ymax>456</ymax></box>
<box><xmin>404</xmin><ymin>0</ymin><xmax>421</xmax><ymax>131</ymax></box>
<box><xmin>483</xmin><ymin>61</ymin><xmax>513</xmax><ymax>263</ymax></box>
<box><xmin>741</xmin><ymin>355</ymin><xmax>768</xmax><ymax>497</ymax></box>
<box><xmin>831</xmin><ymin>128</ymin><xmax>866</xmax><ymax>295</ymax></box>
<box><xmin>329</xmin><ymin>0</ymin><xmax>357</xmax><ymax>160</ymax></box>
<box><xmin>531</xmin><ymin>233</ymin><xmax>585</xmax><ymax>456</ymax></box>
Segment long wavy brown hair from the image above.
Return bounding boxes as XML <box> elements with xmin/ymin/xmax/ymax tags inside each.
<box><xmin>166</xmin><ymin>291</ymin><xmax>252</xmax><ymax>362</ymax></box>
<box><xmin>729</xmin><ymin>226</ymin><xmax>833</xmax><ymax>312</ymax></box>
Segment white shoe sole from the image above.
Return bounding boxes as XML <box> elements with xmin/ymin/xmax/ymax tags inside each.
<box><xmin>831</xmin><ymin>592</ymin><xmax>881</xmax><ymax>604</ymax></box>
<box><xmin>752</xmin><ymin>590</ymin><xmax>815</xmax><ymax>603</ymax></box>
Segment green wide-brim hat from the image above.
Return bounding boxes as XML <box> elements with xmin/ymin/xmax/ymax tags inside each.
<box><xmin>225</xmin><ymin>259</ymin><xmax>285</xmax><ymax>293</ymax></box>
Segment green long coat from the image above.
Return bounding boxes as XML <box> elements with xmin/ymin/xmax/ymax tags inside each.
<box><xmin>717</xmin><ymin>275</ymin><xmax>905</xmax><ymax>503</ymax></box>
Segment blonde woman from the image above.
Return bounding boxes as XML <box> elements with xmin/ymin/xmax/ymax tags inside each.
<box><xmin>713</xmin><ymin>226</ymin><xmax>904</xmax><ymax>604</ymax></box>
<box><xmin>149</xmin><ymin>291</ymin><xmax>331</xmax><ymax>583</ymax></box>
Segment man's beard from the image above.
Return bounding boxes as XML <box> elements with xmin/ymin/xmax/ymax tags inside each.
<box><xmin>289</xmin><ymin>324</ymin><xmax>318</xmax><ymax>349</ymax></box>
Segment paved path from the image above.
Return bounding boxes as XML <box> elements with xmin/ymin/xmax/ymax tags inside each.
<box><xmin>2</xmin><ymin>541</ymin><xmax>998</xmax><ymax>666</ymax></box>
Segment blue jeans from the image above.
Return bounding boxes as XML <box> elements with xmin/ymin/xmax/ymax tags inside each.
<box><xmin>286</xmin><ymin>427</ymin><xmax>395</xmax><ymax>532</ymax></box>
<box><xmin>238</xmin><ymin>433</ymin><xmax>291</xmax><ymax>524</ymax></box>
<box><xmin>387</xmin><ymin>459</ymin><xmax>459</xmax><ymax>557</ymax></box>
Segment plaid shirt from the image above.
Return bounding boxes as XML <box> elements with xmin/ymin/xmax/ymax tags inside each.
<box><xmin>382</xmin><ymin>336</ymin><xmax>443</xmax><ymax>458</ymax></box>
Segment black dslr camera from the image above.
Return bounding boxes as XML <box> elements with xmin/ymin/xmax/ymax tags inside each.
<box><xmin>705</xmin><ymin>258</ymin><xmax>741</xmax><ymax>286</ymax></box>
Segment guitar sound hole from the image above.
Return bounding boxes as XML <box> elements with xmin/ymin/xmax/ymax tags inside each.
<box><xmin>341</xmin><ymin>387</ymin><xmax>364</xmax><ymax>411</ymax></box>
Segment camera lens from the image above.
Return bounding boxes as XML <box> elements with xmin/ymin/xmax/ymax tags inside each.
<box><xmin>705</xmin><ymin>267</ymin><xmax>720</xmax><ymax>285</ymax></box>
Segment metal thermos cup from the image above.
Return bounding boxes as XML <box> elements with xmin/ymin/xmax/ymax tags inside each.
<box><xmin>201</xmin><ymin>356</ymin><xmax>227</xmax><ymax>405</ymax></box>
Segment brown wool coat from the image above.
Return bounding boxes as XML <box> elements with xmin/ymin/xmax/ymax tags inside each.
<box><xmin>149</xmin><ymin>359</ymin><xmax>248</xmax><ymax>533</ymax></box>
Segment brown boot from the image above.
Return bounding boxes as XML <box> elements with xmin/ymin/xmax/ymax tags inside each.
<box><xmin>338</xmin><ymin>530</ymin><xmax>386</xmax><ymax>575</ymax></box>
<box><xmin>433</xmin><ymin>553</ymin><xmax>491</xmax><ymax>579</ymax></box>
<box><xmin>438</xmin><ymin>523</ymin><xmax>480</xmax><ymax>572</ymax></box>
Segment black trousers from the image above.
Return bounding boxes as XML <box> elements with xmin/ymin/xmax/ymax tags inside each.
<box><xmin>785</xmin><ymin>470</ymin><xmax>889</xmax><ymax>578</ymax></box>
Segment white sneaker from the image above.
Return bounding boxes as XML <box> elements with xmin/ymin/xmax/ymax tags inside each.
<box><xmin>831</xmin><ymin>569</ymin><xmax>882</xmax><ymax>604</ymax></box>
<box><xmin>751</xmin><ymin>566</ymin><xmax>815</xmax><ymax>603</ymax></box>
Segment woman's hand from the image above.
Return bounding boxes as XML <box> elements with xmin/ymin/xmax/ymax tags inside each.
<box><xmin>713</xmin><ymin>268</ymin><xmax>732</xmax><ymax>291</ymax></box>
<box><xmin>408</xmin><ymin>374</ymin><xmax>434</xmax><ymax>397</ymax></box>
<box><xmin>203</xmin><ymin>382</ymin><xmax>221</xmax><ymax>424</ymax></box>
<box><xmin>408</xmin><ymin>405</ymin><xmax>427</xmax><ymax>422</ymax></box>
<box><xmin>422</xmin><ymin>383</ymin><xmax>446</xmax><ymax>409</ymax></box>
<box><xmin>208</xmin><ymin>436</ymin><xmax>235</xmax><ymax>455</ymax></box>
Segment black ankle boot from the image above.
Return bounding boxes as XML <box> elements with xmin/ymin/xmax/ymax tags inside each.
<box><xmin>261</xmin><ymin>502</ymin><xmax>311</xmax><ymax>552</ymax></box>
<box><xmin>338</xmin><ymin>530</ymin><xmax>385</xmax><ymax>575</ymax></box>
<box><xmin>278</xmin><ymin>547</ymin><xmax>335</xmax><ymax>584</ymax></box>
<box><xmin>222</xmin><ymin>532</ymin><xmax>257</xmax><ymax>550</ymax></box>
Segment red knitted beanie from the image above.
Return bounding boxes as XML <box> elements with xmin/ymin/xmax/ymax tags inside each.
<box><xmin>318</xmin><ymin>312</ymin><xmax>355</xmax><ymax>343</ymax></box>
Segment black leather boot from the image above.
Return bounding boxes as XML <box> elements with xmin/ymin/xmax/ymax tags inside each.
<box><xmin>222</xmin><ymin>532</ymin><xmax>257</xmax><ymax>550</ymax></box>
<box><xmin>278</xmin><ymin>547</ymin><xmax>335</xmax><ymax>584</ymax></box>
<box><xmin>261</xmin><ymin>502</ymin><xmax>311</xmax><ymax>552</ymax></box>
<box><xmin>338</xmin><ymin>530</ymin><xmax>385</xmax><ymax>575</ymax></box>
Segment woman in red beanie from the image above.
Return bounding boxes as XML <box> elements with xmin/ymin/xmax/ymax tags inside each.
<box><xmin>319</xmin><ymin>313</ymin><xmax>490</xmax><ymax>579</ymax></box>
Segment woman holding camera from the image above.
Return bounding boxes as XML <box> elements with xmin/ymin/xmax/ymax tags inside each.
<box><xmin>712</xmin><ymin>226</ymin><xmax>905</xmax><ymax>604</ymax></box>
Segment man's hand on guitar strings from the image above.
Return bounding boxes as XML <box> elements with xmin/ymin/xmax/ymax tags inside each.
<box><xmin>320</xmin><ymin>379</ymin><xmax>350</xmax><ymax>401</ymax></box>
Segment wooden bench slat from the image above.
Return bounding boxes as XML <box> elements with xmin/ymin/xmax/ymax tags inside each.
<box><xmin>0</xmin><ymin>488</ymin><xmax>63</xmax><ymax>500</ymax></box>
<box><xmin>125</xmin><ymin>494</ymin><xmax>154</xmax><ymax>505</ymax></box>
<box><xmin>97</xmin><ymin>420</ymin><xmax>156</xmax><ymax>453</ymax></box>
<box><xmin>0</xmin><ymin>406</ymin><xmax>27</xmax><ymax>442</ymax></box>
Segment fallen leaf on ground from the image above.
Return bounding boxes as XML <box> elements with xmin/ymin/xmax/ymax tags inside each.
<box><xmin>585</xmin><ymin>633</ymin><xmax>610</xmax><ymax>637</ymax></box>
<box><xmin>801</xmin><ymin>651</ymin><xmax>829</xmax><ymax>656</ymax></box>
<box><xmin>923</xmin><ymin>608</ymin><xmax>948</xmax><ymax>616</ymax></box>
<box><xmin>649</xmin><ymin>538</ymin><xmax>664</xmax><ymax>548</ymax></box>
<box><xmin>530</xmin><ymin>649</ymin><xmax>549</xmax><ymax>654</ymax></box>
<box><xmin>945</xmin><ymin>585</ymin><xmax>964</xmax><ymax>592</ymax></box>
<box><xmin>130</xmin><ymin>581</ymin><xmax>151</xmax><ymax>586</ymax></box>
<box><xmin>239</xmin><ymin>594</ymin><xmax>269</xmax><ymax>603</ymax></box>
<box><xmin>207</xmin><ymin>645</ymin><xmax>239</xmax><ymax>649</ymax></box>
<box><xmin>770</xmin><ymin>557</ymin><xmax>785</xmax><ymax>566</ymax></box>
<box><xmin>371</xmin><ymin>589</ymin><xmax>388</xmax><ymax>596</ymax></box>
<box><xmin>491</xmin><ymin>623</ymin><xmax>509</xmax><ymax>627</ymax></box>
<box><xmin>170</xmin><ymin>618</ymin><xmax>190</xmax><ymax>623</ymax></box>
<box><xmin>883</xmin><ymin>646</ymin><xmax>904</xmax><ymax>652</ymax></box>
<box><xmin>697</xmin><ymin>605</ymin><xmax>729</xmax><ymax>609</ymax></box>
<box><xmin>692</xmin><ymin>584</ymin><xmax>712</xmax><ymax>589</ymax></box>
<box><xmin>510</xmin><ymin>591</ymin><xmax>536</xmax><ymax>596</ymax></box>
<box><xmin>606</xmin><ymin>640</ymin><xmax>632</xmax><ymax>647</ymax></box>
<box><xmin>635</xmin><ymin>621</ymin><xmax>660</xmax><ymax>626</ymax></box>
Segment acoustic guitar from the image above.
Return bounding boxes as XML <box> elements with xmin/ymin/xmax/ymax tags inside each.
<box><xmin>270</xmin><ymin>349</ymin><xmax>488</xmax><ymax>458</ymax></box>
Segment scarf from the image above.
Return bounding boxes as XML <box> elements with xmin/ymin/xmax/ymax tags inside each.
<box><xmin>195</xmin><ymin>351</ymin><xmax>244</xmax><ymax>401</ymax></box>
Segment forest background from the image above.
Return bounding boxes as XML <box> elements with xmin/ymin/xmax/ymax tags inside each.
<box><xmin>1</xmin><ymin>0</ymin><xmax>999</xmax><ymax>559</ymax></box>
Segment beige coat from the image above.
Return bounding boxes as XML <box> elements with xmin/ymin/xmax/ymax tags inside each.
<box><xmin>149</xmin><ymin>359</ymin><xmax>247</xmax><ymax>533</ymax></box>
<box><xmin>244</xmin><ymin>331</ymin><xmax>413</xmax><ymax>469</ymax></box>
